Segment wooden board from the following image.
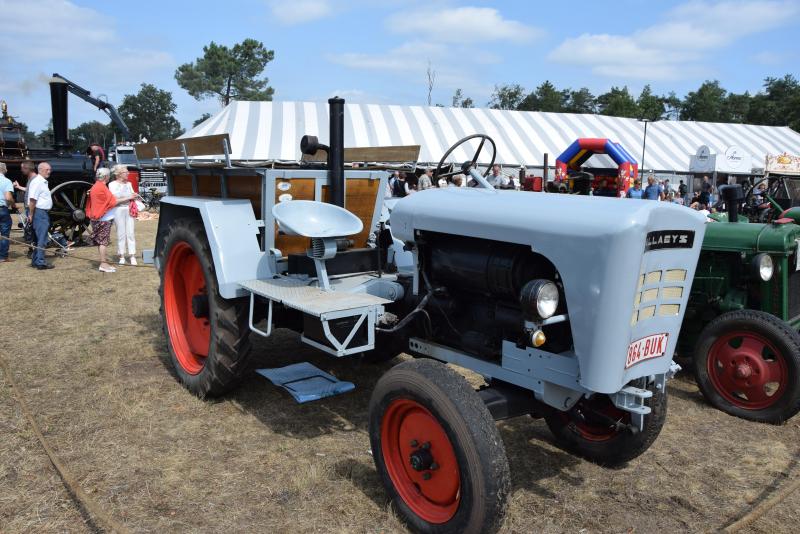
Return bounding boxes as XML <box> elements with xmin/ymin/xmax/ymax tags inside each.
<box><xmin>134</xmin><ymin>134</ymin><xmax>230</xmax><ymax>160</ymax></box>
<box><xmin>320</xmin><ymin>181</ymin><xmax>377</xmax><ymax>248</ymax></box>
<box><xmin>227</xmin><ymin>175</ymin><xmax>262</xmax><ymax>218</ymax></box>
<box><xmin>302</xmin><ymin>145</ymin><xmax>420</xmax><ymax>163</ymax></box>
<box><xmin>171</xmin><ymin>173</ymin><xmax>261</xmax><ymax>218</ymax></box>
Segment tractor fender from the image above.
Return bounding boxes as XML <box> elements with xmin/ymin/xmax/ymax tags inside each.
<box><xmin>156</xmin><ymin>197</ymin><xmax>273</xmax><ymax>299</ymax></box>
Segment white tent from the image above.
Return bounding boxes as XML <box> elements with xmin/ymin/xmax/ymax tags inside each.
<box><xmin>182</xmin><ymin>100</ymin><xmax>800</xmax><ymax>173</ymax></box>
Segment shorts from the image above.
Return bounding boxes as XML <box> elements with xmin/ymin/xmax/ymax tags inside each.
<box><xmin>91</xmin><ymin>220</ymin><xmax>112</xmax><ymax>246</ymax></box>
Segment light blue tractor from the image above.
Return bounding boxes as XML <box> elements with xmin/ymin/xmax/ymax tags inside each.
<box><xmin>150</xmin><ymin>99</ymin><xmax>707</xmax><ymax>534</ymax></box>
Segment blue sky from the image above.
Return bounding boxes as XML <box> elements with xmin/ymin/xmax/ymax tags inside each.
<box><xmin>1</xmin><ymin>0</ymin><xmax>798</xmax><ymax>133</ymax></box>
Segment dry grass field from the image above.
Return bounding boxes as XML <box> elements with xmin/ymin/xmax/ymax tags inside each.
<box><xmin>1</xmin><ymin>218</ymin><xmax>799</xmax><ymax>533</ymax></box>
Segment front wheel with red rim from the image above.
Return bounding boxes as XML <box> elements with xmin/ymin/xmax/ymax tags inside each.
<box><xmin>693</xmin><ymin>310</ymin><xmax>800</xmax><ymax>424</ymax></box>
<box><xmin>369</xmin><ymin>359</ymin><xmax>510</xmax><ymax>534</ymax></box>
<box><xmin>159</xmin><ymin>218</ymin><xmax>252</xmax><ymax>398</ymax></box>
<box><xmin>544</xmin><ymin>382</ymin><xmax>667</xmax><ymax>466</ymax></box>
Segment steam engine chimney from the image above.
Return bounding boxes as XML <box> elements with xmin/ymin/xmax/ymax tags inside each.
<box><xmin>49</xmin><ymin>74</ymin><xmax>72</xmax><ymax>155</ymax></box>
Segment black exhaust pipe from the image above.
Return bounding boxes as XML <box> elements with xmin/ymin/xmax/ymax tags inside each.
<box><xmin>328</xmin><ymin>97</ymin><xmax>345</xmax><ymax>208</ymax></box>
<box><xmin>719</xmin><ymin>184</ymin><xmax>744</xmax><ymax>222</ymax></box>
<box><xmin>49</xmin><ymin>74</ymin><xmax>72</xmax><ymax>155</ymax></box>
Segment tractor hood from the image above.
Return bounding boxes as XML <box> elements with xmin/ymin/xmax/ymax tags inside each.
<box><xmin>703</xmin><ymin>219</ymin><xmax>800</xmax><ymax>254</ymax></box>
<box><xmin>390</xmin><ymin>188</ymin><xmax>708</xmax><ymax>393</ymax></box>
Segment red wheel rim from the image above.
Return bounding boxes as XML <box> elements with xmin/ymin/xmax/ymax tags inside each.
<box><xmin>707</xmin><ymin>331</ymin><xmax>789</xmax><ymax>410</ymax></box>
<box><xmin>164</xmin><ymin>242</ymin><xmax>210</xmax><ymax>375</ymax></box>
<box><xmin>562</xmin><ymin>395</ymin><xmax>627</xmax><ymax>441</ymax></box>
<box><xmin>381</xmin><ymin>399</ymin><xmax>460</xmax><ymax>524</ymax></box>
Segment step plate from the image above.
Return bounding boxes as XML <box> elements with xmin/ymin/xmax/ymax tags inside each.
<box><xmin>255</xmin><ymin>362</ymin><xmax>355</xmax><ymax>403</ymax></box>
<box><xmin>240</xmin><ymin>277</ymin><xmax>390</xmax><ymax>317</ymax></box>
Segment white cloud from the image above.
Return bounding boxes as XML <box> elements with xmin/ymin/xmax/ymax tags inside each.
<box><xmin>0</xmin><ymin>0</ymin><xmax>178</xmax><ymax>129</ymax></box>
<box><xmin>267</xmin><ymin>0</ymin><xmax>332</xmax><ymax>25</ymax></box>
<box><xmin>751</xmin><ymin>51</ymin><xmax>783</xmax><ymax>65</ymax></box>
<box><xmin>0</xmin><ymin>0</ymin><xmax>114</xmax><ymax>59</ymax></box>
<box><xmin>387</xmin><ymin>6</ymin><xmax>541</xmax><ymax>44</ymax></box>
<box><xmin>548</xmin><ymin>0</ymin><xmax>799</xmax><ymax>80</ymax></box>
<box><xmin>329</xmin><ymin>41</ymin><xmax>449</xmax><ymax>73</ymax></box>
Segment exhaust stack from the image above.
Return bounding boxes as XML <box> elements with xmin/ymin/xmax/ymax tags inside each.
<box><xmin>49</xmin><ymin>74</ymin><xmax>72</xmax><ymax>155</ymax></box>
<box><xmin>719</xmin><ymin>184</ymin><xmax>744</xmax><ymax>222</ymax></box>
<box><xmin>328</xmin><ymin>97</ymin><xmax>345</xmax><ymax>208</ymax></box>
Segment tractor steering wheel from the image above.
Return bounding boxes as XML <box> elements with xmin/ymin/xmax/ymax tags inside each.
<box><xmin>743</xmin><ymin>176</ymin><xmax>785</xmax><ymax>223</ymax></box>
<box><xmin>434</xmin><ymin>134</ymin><xmax>496</xmax><ymax>182</ymax></box>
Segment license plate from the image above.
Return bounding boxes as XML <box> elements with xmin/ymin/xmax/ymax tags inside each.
<box><xmin>626</xmin><ymin>333</ymin><xmax>669</xmax><ymax>369</ymax></box>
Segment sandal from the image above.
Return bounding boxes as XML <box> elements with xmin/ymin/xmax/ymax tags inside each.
<box><xmin>99</xmin><ymin>265</ymin><xmax>117</xmax><ymax>273</ymax></box>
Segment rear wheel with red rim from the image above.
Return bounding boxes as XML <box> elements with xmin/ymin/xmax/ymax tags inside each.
<box><xmin>693</xmin><ymin>310</ymin><xmax>800</xmax><ymax>423</ymax></box>
<box><xmin>369</xmin><ymin>359</ymin><xmax>510</xmax><ymax>534</ymax></box>
<box><xmin>159</xmin><ymin>218</ymin><xmax>252</xmax><ymax>397</ymax></box>
<box><xmin>544</xmin><ymin>383</ymin><xmax>667</xmax><ymax>466</ymax></box>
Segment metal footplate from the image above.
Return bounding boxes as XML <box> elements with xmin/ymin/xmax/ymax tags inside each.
<box><xmin>239</xmin><ymin>277</ymin><xmax>390</xmax><ymax>357</ymax></box>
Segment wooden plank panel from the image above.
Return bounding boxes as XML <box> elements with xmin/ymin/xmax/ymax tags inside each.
<box><xmin>274</xmin><ymin>178</ymin><xmax>316</xmax><ymax>255</ymax></box>
<box><xmin>173</xmin><ymin>175</ymin><xmax>192</xmax><ymax>196</ymax></box>
<box><xmin>320</xmin><ymin>181</ymin><xmax>376</xmax><ymax>247</ymax></box>
<box><xmin>197</xmin><ymin>175</ymin><xmax>222</xmax><ymax>197</ymax></box>
<box><xmin>135</xmin><ymin>134</ymin><xmax>230</xmax><ymax>159</ymax></box>
<box><xmin>227</xmin><ymin>175</ymin><xmax>262</xmax><ymax>218</ymax></box>
<box><xmin>302</xmin><ymin>145</ymin><xmax>420</xmax><ymax>163</ymax></box>
<box><xmin>345</xmin><ymin>179</ymin><xmax>379</xmax><ymax>247</ymax></box>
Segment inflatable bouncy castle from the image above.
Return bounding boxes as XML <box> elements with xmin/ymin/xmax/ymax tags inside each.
<box><xmin>556</xmin><ymin>138</ymin><xmax>639</xmax><ymax>193</ymax></box>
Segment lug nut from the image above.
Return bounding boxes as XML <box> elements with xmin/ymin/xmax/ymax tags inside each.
<box><xmin>422</xmin><ymin>472</ymin><xmax>432</xmax><ymax>480</ymax></box>
<box><xmin>430</xmin><ymin>462</ymin><xmax>439</xmax><ymax>470</ymax></box>
<box><xmin>410</xmin><ymin>439</ymin><xmax>418</xmax><ymax>447</ymax></box>
<box><xmin>421</xmin><ymin>442</ymin><xmax>430</xmax><ymax>450</ymax></box>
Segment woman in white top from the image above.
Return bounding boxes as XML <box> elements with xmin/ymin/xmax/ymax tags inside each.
<box><xmin>108</xmin><ymin>164</ymin><xmax>137</xmax><ymax>265</ymax></box>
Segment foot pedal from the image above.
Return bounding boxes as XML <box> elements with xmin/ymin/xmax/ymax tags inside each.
<box><xmin>255</xmin><ymin>362</ymin><xmax>355</xmax><ymax>403</ymax></box>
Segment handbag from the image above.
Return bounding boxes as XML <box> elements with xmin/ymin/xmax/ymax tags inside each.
<box><xmin>129</xmin><ymin>198</ymin><xmax>139</xmax><ymax>218</ymax></box>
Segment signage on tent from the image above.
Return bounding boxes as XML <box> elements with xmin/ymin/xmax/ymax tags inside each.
<box><xmin>696</xmin><ymin>145</ymin><xmax>711</xmax><ymax>162</ymax></box>
<box><xmin>724</xmin><ymin>146</ymin><xmax>744</xmax><ymax>169</ymax></box>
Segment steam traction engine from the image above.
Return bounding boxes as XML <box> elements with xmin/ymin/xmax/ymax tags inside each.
<box><xmin>1</xmin><ymin>74</ymin><xmax>133</xmax><ymax>242</ymax></box>
<box><xmin>152</xmin><ymin>99</ymin><xmax>706</xmax><ymax>533</ymax></box>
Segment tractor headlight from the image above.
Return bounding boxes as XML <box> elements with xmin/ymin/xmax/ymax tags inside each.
<box><xmin>752</xmin><ymin>253</ymin><xmax>774</xmax><ymax>281</ymax></box>
<box><xmin>520</xmin><ymin>279</ymin><xmax>560</xmax><ymax>320</ymax></box>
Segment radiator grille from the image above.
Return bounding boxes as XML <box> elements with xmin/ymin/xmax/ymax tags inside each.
<box><xmin>631</xmin><ymin>269</ymin><xmax>687</xmax><ymax>325</ymax></box>
<box><xmin>789</xmin><ymin>268</ymin><xmax>800</xmax><ymax>320</ymax></box>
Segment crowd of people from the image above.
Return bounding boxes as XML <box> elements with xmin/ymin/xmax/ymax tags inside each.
<box><xmin>383</xmin><ymin>163</ymin><xmax>719</xmax><ymax>215</ymax></box>
<box><xmin>386</xmin><ymin>164</ymin><xmax>515</xmax><ymax>198</ymax></box>
<box><xmin>0</xmin><ymin>160</ymin><xmax>139</xmax><ymax>272</ymax></box>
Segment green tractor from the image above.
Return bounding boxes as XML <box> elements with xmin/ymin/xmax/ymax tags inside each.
<box><xmin>679</xmin><ymin>175</ymin><xmax>800</xmax><ymax>424</ymax></box>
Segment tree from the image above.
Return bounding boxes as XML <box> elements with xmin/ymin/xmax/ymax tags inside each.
<box><xmin>747</xmin><ymin>75</ymin><xmax>800</xmax><ymax>130</ymax></box>
<box><xmin>33</xmin><ymin>120</ymin><xmax>54</xmax><ymax>149</ymax></box>
<box><xmin>564</xmin><ymin>88</ymin><xmax>597</xmax><ymax>114</ymax></box>
<box><xmin>680</xmin><ymin>80</ymin><xmax>727</xmax><ymax>122</ymax></box>
<box><xmin>518</xmin><ymin>81</ymin><xmax>568</xmax><ymax>112</ymax></box>
<box><xmin>451</xmin><ymin>89</ymin><xmax>474</xmax><ymax>108</ymax></box>
<box><xmin>663</xmin><ymin>91</ymin><xmax>682</xmax><ymax>120</ymax></box>
<box><xmin>636</xmin><ymin>85</ymin><xmax>665</xmax><ymax>121</ymax></box>
<box><xmin>597</xmin><ymin>86</ymin><xmax>639</xmax><ymax>118</ymax></box>
<box><xmin>723</xmin><ymin>92</ymin><xmax>751</xmax><ymax>123</ymax></box>
<box><xmin>192</xmin><ymin>113</ymin><xmax>213</xmax><ymax>128</ymax></box>
<box><xmin>118</xmin><ymin>83</ymin><xmax>183</xmax><ymax>141</ymax></box>
<box><xmin>175</xmin><ymin>38</ymin><xmax>275</xmax><ymax>106</ymax></box>
<box><xmin>489</xmin><ymin>84</ymin><xmax>525</xmax><ymax>110</ymax></box>
<box><xmin>69</xmin><ymin>120</ymin><xmax>113</xmax><ymax>153</ymax></box>
<box><xmin>426</xmin><ymin>60</ymin><xmax>437</xmax><ymax>106</ymax></box>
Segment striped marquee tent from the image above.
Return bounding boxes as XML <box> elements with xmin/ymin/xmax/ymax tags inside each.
<box><xmin>183</xmin><ymin>100</ymin><xmax>800</xmax><ymax>173</ymax></box>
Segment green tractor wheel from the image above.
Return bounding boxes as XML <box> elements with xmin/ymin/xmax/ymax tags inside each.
<box><xmin>693</xmin><ymin>310</ymin><xmax>800</xmax><ymax>424</ymax></box>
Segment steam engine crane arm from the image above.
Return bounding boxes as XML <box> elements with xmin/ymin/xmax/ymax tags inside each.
<box><xmin>52</xmin><ymin>72</ymin><xmax>131</xmax><ymax>140</ymax></box>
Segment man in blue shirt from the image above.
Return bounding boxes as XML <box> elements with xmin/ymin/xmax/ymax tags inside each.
<box><xmin>626</xmin><ymin>179</ymin><xmax>644</xmax><ymax>199</ymax></box>
<box><xmin>0</xmin><ymin>163</ymin><xmax>14</xmax><ymax>262</ymax></box>
<box><xmin>643</xmin><ymin>176</ymin><xmax>664</xmax><ymax>201</ymax></box>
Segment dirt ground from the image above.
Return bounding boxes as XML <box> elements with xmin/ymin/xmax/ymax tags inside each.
<box><xmin>1</xmin><ymin>219</ymin><xmax>799</xmax><ymax>533</ymax></box>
